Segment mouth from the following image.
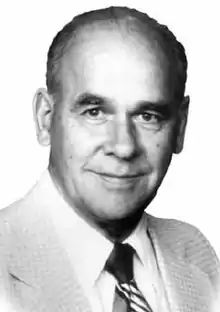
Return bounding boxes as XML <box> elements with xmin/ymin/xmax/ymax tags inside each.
<box><xmin>94</xmin><ymin>172</ymin><xmax>145</xmax><ymax>190</ymax></box>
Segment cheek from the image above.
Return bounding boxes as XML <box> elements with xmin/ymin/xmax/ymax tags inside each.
<box><xmin>62</xmin><ymin>120</ymin><xmax>101</xmax><ymax>165</ymax></box>
<box><xmin>143</xmin><ymin>128</ymin><xmax>174</xmax><ymax>168</ymax></box>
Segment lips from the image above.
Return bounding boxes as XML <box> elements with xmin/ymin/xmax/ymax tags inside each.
<box><xmin>94</xmin><ymin>172</ymin><xmax>145</xmax><ymax>189</ymax></box>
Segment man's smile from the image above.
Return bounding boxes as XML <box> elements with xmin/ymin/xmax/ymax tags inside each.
<box><xmin>92</xmin><ymin>171</ymin><xmax>145</xmax><ymax>190</ymax></box>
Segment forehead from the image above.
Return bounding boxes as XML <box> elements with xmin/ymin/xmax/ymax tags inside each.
<box><xmin>60</xmin><ymin>28</ymin><xmax>175</xmax><ymax>105</ymax></box>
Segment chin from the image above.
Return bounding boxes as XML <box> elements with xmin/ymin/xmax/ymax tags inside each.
<box><xmin>97</xmin><ymin>210</ymin><xmax>136</xmax><ymax>221</ymax></box>
<box><xmin>90</xmin><ymin>195</ymin><xmax>152</xmax><ymax>221</ymax></box>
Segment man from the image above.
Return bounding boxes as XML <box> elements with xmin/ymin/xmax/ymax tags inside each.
<box><xmin>0</xmin><ymin>6</ymin><xmax>219</xmax><ymax>312</ymax></box>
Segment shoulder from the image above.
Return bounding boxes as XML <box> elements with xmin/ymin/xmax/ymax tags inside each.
<box><xmin>146</xmin><ymin>213</ymin><xmax>219</xmax><ymax>263</ymax></box>
<box><xmin>146</xmin><ymin>213</ymin><xmax>209</xmax><ymax>246</ymax></box>
<box><xmin>0</xmin><ymin>200</ymin><xmax>24</xmax><ymax>253</ymax></box>
<box><xmin>0</xmin><ymin>169</ymin><xmax>54</xmax><ymax>235</ymax></box>
<box><xmin>0</xmin><ymin>201</ymin><xmax>23</xmax><ymax>287</ymax></box>
<box><xmin>146</xmin><ymin>213</ymin><xmax>220</xmax><ymax>289</ymax></box>
<box><xmin>0</xmin><ymin>200</ymin><xmax>21</xmax><ymax>230</ymax></box>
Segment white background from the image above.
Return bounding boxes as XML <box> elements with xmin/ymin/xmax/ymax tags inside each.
<box><xmin>0</xmin><ymin>1</ymin><xmax>219</xmax><ymax>256</ymax></box>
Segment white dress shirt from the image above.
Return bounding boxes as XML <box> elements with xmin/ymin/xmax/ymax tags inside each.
<box><xmin>43</xmin><ymin>170</ymin><xmax>170</xmax><ymax>312</ymax></box>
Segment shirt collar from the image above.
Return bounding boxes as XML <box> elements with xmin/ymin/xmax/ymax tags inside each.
<box><xmin>125</xmin><ymin>214</ymin><xmax>147</xmax><ymax>264</ymax></box>
<box><xmin>36</xmin><ymin>169</ymin><xmax>149</xmax><ymax>291</ymax></box>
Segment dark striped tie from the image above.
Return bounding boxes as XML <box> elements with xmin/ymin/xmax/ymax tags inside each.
<box><xmin>105</xmin><ymin>243</ymin><xmax>153</xmax><ymax>312</ymax></box>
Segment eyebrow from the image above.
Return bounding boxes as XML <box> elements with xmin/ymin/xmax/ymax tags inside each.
<box><xmin>74</xmin><ymin>92</ymin><xmax>109</xmax><ymax>109</ymax></box>
<box><xmin>134</xmin><ymin>100</ymin><xmax>174</xmax><ymax>117</ymax></box>
<box><xmin>73</xmin><ymin>91</ymin><xmax>174</xmax><ymax>116</ymax></box>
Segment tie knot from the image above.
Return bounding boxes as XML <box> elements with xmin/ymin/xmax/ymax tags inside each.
<box><xmin>105</xmin><ymin>243</ymin><xmax>134</xmax><ymax>283</ymax></box>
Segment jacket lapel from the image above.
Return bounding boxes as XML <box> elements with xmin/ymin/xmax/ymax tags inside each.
<box><xmin>147</xmin><ymin>216</ymin><xmax>214</xmax><ymax>312</ymax></box>
<box><xmin>5</xmin><ymin>207</ymin><xmax>92</xmax><ymax>312</ymax></box>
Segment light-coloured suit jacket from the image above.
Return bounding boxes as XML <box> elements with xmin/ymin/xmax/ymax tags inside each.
<box><xmin>0</xmin><ymin>172</ymin><xmax>219</xmax><ymax>312</ymax></box>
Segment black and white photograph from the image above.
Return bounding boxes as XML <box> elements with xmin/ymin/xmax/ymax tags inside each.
<box><xmin>0</xmin><ymin>1</ymin><xmax>219</xmax><ymax>311</ymax></box>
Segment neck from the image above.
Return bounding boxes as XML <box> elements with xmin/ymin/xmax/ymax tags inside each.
<box><xmin>95</xmin><ymin>210</ymin><xmax>144</xmax><ymax>243</ymax></box>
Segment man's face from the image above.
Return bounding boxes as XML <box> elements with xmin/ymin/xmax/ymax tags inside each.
<box><xmin>49</xmin><ymin>29</ymin><xmax>180</xmax><ymax>222</ymax></box>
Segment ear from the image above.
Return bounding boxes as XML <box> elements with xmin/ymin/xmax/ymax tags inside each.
<box><xmin>173</xmin><ymin>95</ymin><xmax>190</xmax><ymax>154</ymax></box>
<box><xmin>32</xmin><ymin>88</ymin><xmax>54</xmax><ymax>146</ymax></box>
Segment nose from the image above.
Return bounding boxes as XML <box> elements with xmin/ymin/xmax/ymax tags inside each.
<box><xmin>104</xmin><ymin>118</ymin><xmax>139</xmax><ymax>159</ymax></box>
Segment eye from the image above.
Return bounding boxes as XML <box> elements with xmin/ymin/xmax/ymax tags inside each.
<box><xmin>134</xmin><ymin>112</ymin><xmax>164</xmax><ymax>130</ymax></box>
<box><xmin>140</xmin><ymin>113</ymin><xmax>156</xmax><ymax>122</ymax></box>
<box><xmin>139</xmin><ymin>112</ymin><xmax>161</xmax><ymax>122</ymax></box>
<box><xmin>85</xmin><ymin>108</ymin><xmax>102</xmax><ymax>118</ymax></box>
<box><xmin>81</xmin><ymin>107</ymin><xmax>107</xmax><ymax>123</ymax></box>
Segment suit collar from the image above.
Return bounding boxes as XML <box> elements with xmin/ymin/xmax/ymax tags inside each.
<box><xmin>147</xmin><ymin>214</ymin><xmax>214</xmax><ymax>312</ymax></box>
<box><xmin>3</xmin><ymin>170</ymin><xmax>92</xmax><ymax>311</ymax></box>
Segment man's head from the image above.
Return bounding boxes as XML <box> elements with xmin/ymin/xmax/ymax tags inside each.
<box><xmin>46</xmin><ymin>7</ymin><xmax>187</xmax><ymax>104</ymax></box>
<box><xmin>33</xmin><ymin>6</ymin><xmax>189</xmax><ymax>238</ymax></box>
